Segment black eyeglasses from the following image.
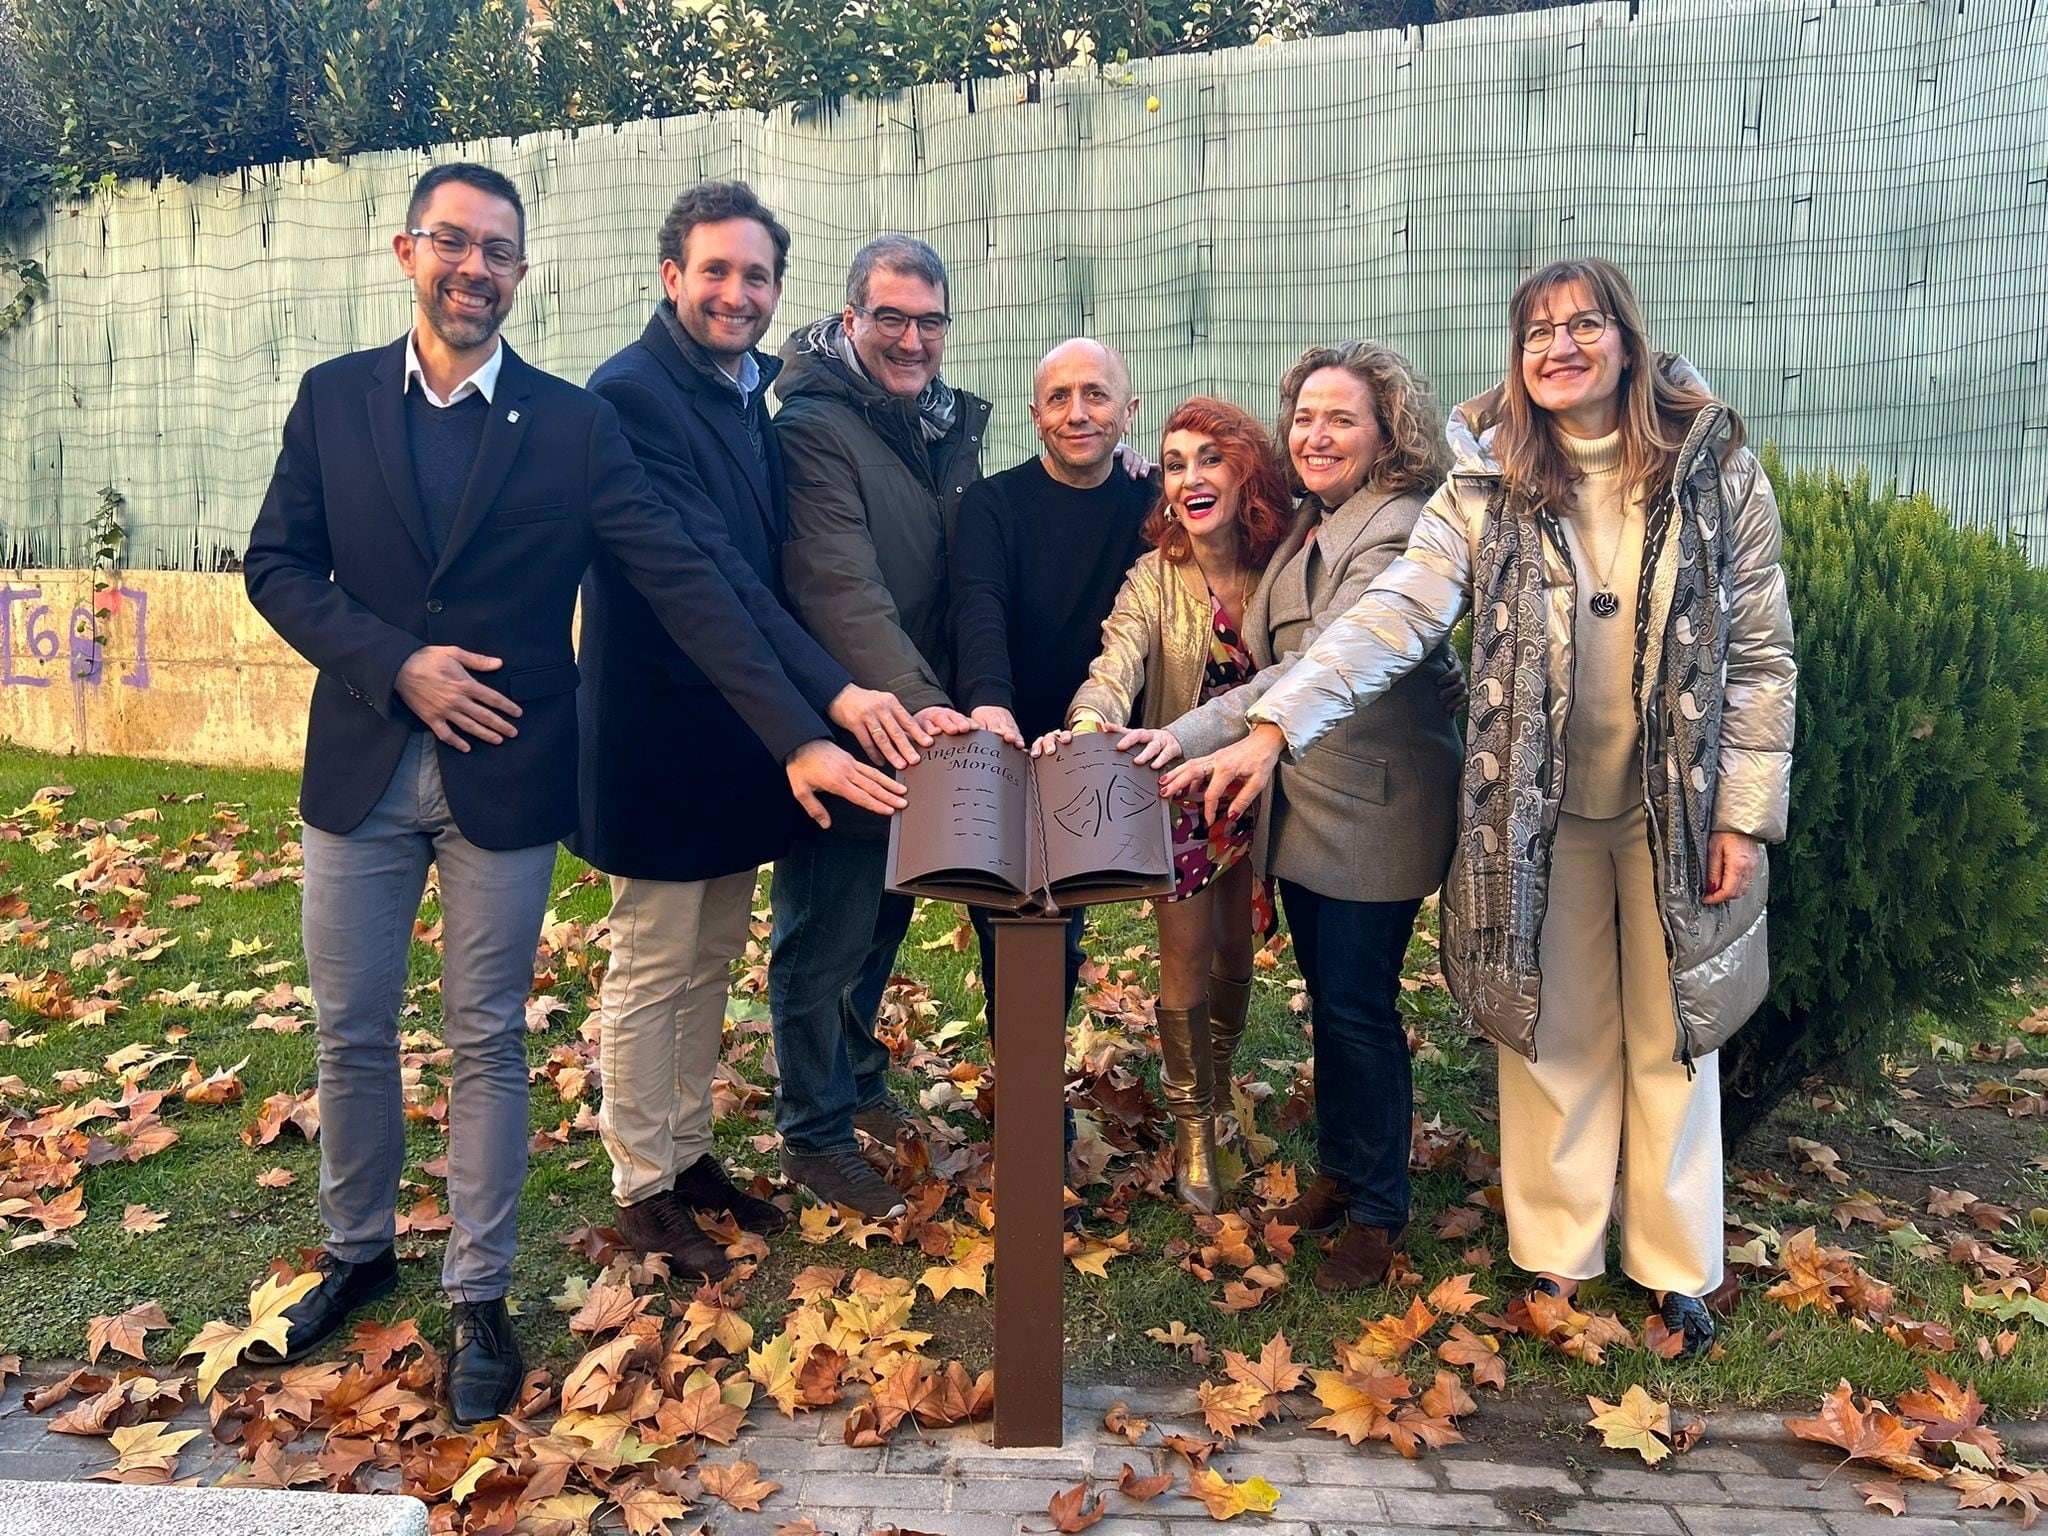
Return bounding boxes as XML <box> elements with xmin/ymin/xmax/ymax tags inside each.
<box><xmin>1520</xmin><ymin>310</ymin><xmax>1610</xmax><ymax>354</ymax></box>
<box><xmin>853</xmin><ymin>304</ymin><xmax>952</xmax><ymax>341</ymax></box>
<box><xmin>408</xmin><ymin>226</ymin><xmax>524</xmax><ymax>275</ymax></box>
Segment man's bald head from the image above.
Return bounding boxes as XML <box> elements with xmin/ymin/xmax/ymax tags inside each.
<box><xmin>1029</xmin><ymin>337</ymin><xmax>1138</xmax><ymax>488</ymax></box>
<box><xmin>1034</xmin><ymin>337</ymin><xmax>1130</xmax><ymax>404</ymax></box>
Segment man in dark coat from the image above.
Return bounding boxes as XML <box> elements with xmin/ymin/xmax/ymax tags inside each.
<box><xmin>572</xmin><ymin>182</ymin><xmax>926</xmax><ymax>1277</ymax></box>
<box><xmin>769</xmin><ymin>235</ymin><xmax>992</xmax><ymax>1216</ymax></box>
<box><xmin>242</xmin><ymin>163</ymin><xmax>904</xmax><ymax>1427</ymax></box>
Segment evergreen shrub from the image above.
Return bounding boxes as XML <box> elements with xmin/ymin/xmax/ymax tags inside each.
<box><xmin>1722</xmin><ymin>456</ymin><xmax>2048</xmax><ymax>1136</ymax></box>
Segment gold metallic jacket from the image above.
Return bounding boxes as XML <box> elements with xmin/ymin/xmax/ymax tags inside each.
<box><xmin>1067</xmin><ymin>549</ymin><xmax>1217</xmax><ymax>732</ymax></box>
<box><xmin>1248</xmin><ymin>366</ymin><xmax>1796</xmax><ymax>1060</ymax></box>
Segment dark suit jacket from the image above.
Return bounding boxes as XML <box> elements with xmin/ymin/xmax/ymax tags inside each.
<box><xmin>571</xmin><ymin>311</ymin><xmax>850</xmax><ymax>880</ymax></box>
<box><xmin>244</xmin><ymin>336</ymin><xmax>830</xmax><ymax>852</ymax></box>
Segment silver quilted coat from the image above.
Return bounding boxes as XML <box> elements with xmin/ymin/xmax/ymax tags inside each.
<box><xmin>1247</xmin><ymin>365</ymin><xmax>1796</xmax><ymax>1062</ymax></box>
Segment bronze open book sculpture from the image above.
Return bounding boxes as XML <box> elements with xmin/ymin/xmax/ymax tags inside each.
<box><xmin>885</xmin><ymin>729</ymin><xmax>1175</xmax><ymax>913</ymax></box>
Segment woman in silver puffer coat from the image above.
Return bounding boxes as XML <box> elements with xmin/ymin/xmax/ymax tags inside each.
<box><xmin>1162</xmin><ymin>258</ymin><xmax>1795</xmax><ymax>1351</ymax></box>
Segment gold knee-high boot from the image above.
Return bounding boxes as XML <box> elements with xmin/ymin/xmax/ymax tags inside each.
<box><xmin>1155</xmin><ymin>1002</ymin><xmax>1221</xmax><ymax>1213</ymax></box>
<box><xmin>1208</xmin><ymin>972</ymin><xmax>1252</xmax><ymax>1115</ymax></box>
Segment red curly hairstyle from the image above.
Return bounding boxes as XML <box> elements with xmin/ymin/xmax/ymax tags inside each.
<box><xmin>1142</xmin><ymin>395</ymin><xmax>1293</xmax><ymax>571</ymax></box>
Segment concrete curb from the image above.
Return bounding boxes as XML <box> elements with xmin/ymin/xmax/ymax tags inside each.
<box><xmin>0</xmin><ymin>1480</ymin><xmax>429</xmax><ymax>1536</ymax></box>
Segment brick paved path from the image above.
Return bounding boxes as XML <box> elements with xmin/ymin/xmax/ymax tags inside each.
<box><xmin>0</xmin><ymin>1379</ymin><xmax>2032</xmax><ymax>1535</ymax></box>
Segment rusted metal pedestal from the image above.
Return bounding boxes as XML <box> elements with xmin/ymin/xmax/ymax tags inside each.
<box><xmin>989</xmin><ymin>913</ymin><xmax>1070</xmax><ymax>1447</ymax></box>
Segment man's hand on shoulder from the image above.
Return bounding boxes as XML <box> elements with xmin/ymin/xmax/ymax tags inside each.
<box><xmin>828</xmin><ymin>684</ymin><xmax>933</xmax><ymax>770</ymax></box>
<box><xmin>394</xmin><ymin>647</ymin><xmax>522</xmax><ymax>752</ymax></box>
<box><xmin>968</xmin><ymin>705</ymin><xmax>1025</xmax><ymax>749</ymax></box>
<box><xmin>785</xmin><ymin>739</ymin><xmax>909</xmax><ymax>830</ymax></box>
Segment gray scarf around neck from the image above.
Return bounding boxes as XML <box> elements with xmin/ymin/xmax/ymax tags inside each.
<box><xmin>798</xmin><ymin>314</ymin><xmax>957</xmax><ymax>443</ymax></box>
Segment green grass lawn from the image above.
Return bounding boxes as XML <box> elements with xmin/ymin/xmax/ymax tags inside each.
<box><xmin>1</xmin><ymin>744</ymin><xmax>2045</xmax><ymax>1416</ymax></box>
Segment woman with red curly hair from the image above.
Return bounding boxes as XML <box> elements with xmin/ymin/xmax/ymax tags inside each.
<box><xmin>1032</xmin><ymin>397</ymin><xmax>1292</xmax><ymax>1211</ymax></box>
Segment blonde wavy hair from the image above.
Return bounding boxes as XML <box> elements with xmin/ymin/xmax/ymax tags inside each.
<box><xmin>1274</xmin><ymin>340</ymin><xmax>1450</xmax><ymax>499</ymax></box>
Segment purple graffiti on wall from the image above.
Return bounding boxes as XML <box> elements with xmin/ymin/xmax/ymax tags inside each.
<box><xmin>0</xmin><ymin>585</ymin><xmax>150</xmax><ymax>689</ymax></box>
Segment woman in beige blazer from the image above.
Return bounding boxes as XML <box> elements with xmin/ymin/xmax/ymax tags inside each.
<box><xmin>1033</xmin><ymin>397</ymin><xmax>1293</xmax><ymax>1212</ymax></box>
<box><xmin>1126</xmin><ymin>342</ymin><xmax>1465</xmax><ymax>1289</ymax></box>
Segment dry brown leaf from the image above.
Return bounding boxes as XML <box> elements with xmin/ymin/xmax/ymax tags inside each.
<box><xmin>85</xmin><ymin>1301</ymin><xmax>170</xmax><ymax>1364</ymax></box>
<box><xmin>1855</xmin><ymin>1480</ymin><xmax>1907</xmax><ymax>1517</ymax></box>
<box><xmin>1041</xmin><ymin>1481</ymin><xmax>1105</xmax><ymax>1532</ymax></box>
<box><xmin>1116</xmin><ymin>1463</ymin><xmax>1174</xmax><ymax>1502</ymax></box>
<box><xmin>699</xmin><ymin>1459</ymin><xmax>780</xmax><ymax>1512</ymax></box>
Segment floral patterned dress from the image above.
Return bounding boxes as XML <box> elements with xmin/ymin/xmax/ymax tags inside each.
<box><xmin>1167</xmin><ymin>595</ymin><xmax>1260</xmax><ymax>902</ymax></box>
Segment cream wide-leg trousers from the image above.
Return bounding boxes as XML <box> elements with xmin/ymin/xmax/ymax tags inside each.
<box><xmin>1497</xmin><ymin>805</ymin><xmax>1725</xmax><ymax>1297</ymax></box>
<box><xmin>596</xmin><ymin>869</ymin><xmax>757</xmax><ymax>1205</ymax></box>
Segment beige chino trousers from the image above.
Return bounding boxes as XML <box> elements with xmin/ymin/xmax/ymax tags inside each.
<box><xmin>1497</xmin><ymin>805</ymin><xmax>1725</xmax><ymax>1297</ymax></box>
<box><xmin>596</xmin><ymin>870</ymin><xmax>756</xmax><ymax>1206</ymax></box>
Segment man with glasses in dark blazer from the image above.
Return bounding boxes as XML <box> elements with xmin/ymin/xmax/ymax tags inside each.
<box><xmin>243</xmin><ymin>162</ymin><xmax>907</xmax><ymax>1428</ymax></box>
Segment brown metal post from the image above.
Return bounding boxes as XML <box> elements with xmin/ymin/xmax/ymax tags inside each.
<box><xmin>990</xmin><ymin>912</ymin><xmax>1070</xmax><ymax>1448</ymax></box>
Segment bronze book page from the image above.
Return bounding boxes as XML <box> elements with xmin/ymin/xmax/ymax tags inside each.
<box><xmin>885</xmin><ymin>730</ymin><xmax>1173</xmax><ymax>911</ymax></box>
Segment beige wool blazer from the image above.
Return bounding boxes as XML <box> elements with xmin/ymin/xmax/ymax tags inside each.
<box><xmin>1167</xmin><ymin>487</ymin><xmax>1463</xmax><ymax>903</ymax></box>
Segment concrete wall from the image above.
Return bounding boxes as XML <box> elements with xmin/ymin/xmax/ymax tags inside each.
<box><xmin>0</xmin><ymin>570</ymin><xmax>307</xmax><ymax>767</ymax></box>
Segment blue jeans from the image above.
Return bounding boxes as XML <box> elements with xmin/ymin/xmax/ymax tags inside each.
<box><xmin>301</xmin><ymin>733</ymin><xmax>556</xmax><ymax>1300</ymax></box>
<box><xmin>767</xmin><ymin>830</ymin><xmax>913</xmax><ymax>1156</ymax></box>
<box><xmin>1279</xmin><ymin>879</ymin><xmax>1424</xmax><ymax>1230</ymax></box>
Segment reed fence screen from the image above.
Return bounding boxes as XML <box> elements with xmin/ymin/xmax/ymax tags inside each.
<box><xmin>1</xmin><ymin>0</ymin><xmax>2042</xmax><ymax>569</ymax></box>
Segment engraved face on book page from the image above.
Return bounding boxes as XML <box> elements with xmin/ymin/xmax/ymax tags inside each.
<box><xmin>1161</xmin><ymin>429</ymin><xmax>1241</xmax><ymax>539</ymax></box>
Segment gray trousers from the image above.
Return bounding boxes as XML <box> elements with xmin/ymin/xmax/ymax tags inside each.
<box><xmin>300</xmin><ymin>732</ymin><xmax>556</xmax><ymax>1300</ymax></box>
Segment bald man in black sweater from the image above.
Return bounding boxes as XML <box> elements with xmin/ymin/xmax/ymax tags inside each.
<box><xmin>948</xmin><ymin>338</ymin><xmax>1154</xmax><ymax>1042</ymax></box>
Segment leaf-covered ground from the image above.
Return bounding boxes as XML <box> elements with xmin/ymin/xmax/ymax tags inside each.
<box><xmin>2</xmin><ymin>745</ymin><xmax>2046</xmax><ymax>1526</ymax></box>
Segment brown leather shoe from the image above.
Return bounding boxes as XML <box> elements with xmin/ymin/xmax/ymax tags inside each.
<box><xmin>1314</xmin><ymin>1221</ymin><xmax>1405</xmax><ymax>1292</ymax></box>
<box><xmin>613</xmin><ymin>1192</ymin><xmax>732</xmax><ymax>1280</ymax></box>
<box><xmin>1266</xmin><ymin>1172</ymin><xmax>1348</xmax><ymax>1236</ymax></box>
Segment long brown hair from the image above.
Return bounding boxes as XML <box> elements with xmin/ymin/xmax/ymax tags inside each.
<box><xmin>1493</xmin><ymin>257</ymin><xmax>1740</xmax><ymax>511</ymax></box>
<box><xmin>1143</xmin><ymin>396</ymin><xmax>1293</xmax><ymax>571</ymax></box>
<box><xmin>1275</xmin><ymin>340</ymin><xmax>1450</xmax><ymax>498</ymax></box>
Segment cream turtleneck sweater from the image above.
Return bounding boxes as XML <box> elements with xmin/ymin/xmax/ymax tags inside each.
<box><xmin>1555</xmin><ymin>429</ymin><xmax>1646</xmax><ymax>820</ymax></box>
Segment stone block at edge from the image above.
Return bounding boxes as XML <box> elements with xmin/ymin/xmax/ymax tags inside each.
<box><xmin>0</xmin><ymin>1481</ymin><xmax>429</xmax><ymax>1536</ymax></box>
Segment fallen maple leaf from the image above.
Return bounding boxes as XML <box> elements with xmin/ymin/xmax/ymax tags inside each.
<box><xmin>85</xmin><ymin>1301</ymin><xmax>170</xmax><ymax>1364</ymax></box>
<box><xmin>1949</xmin><ymin>1466</ymin><xmax>2048</xmax><ymax>1527</ymax></box>
<box><xmin>1785</xmin><ymin>1381</ymin><xmax>1944</xmax><ymax>1481</ymax></box>
<box><xmin>1196</xmin><ymin>1378</ymin><xmax>1268</xmax><ymax>1440</ymax></box>
<box><xmin>1855</xmin><ymin>1479</ymin><xmax>1907</xmax><ymax>1517</ymax></box>
<box><xmin>1589</xmin><ymin>1385</ymin><xmax>1674</xmax><ymax>1465</ymax></box>
<box><xmin>699</xmin><ymin>1459</ymin><xmax>781</xmax><ymax>1512</ymax></box>
<box><xmin>612</xmin><ymin>1482</ymin><xmax>693</xmax><ymax>1536</ymax></box>
<box><xmin>89</xmin><ymin>1422</ymin><xmax>199</xmax><ymax>1483</ymax></box>
<box><xmin>180</xmin><ymin>1269</ymin><xmax>325</xmax><ymax>1396</ymax></box>
<box><xmin>1358</xmin><ymin>1297</ymin><xmax>1437</xmax><ymax>1361</ymax></box>
<box><xmin>1041</xmin><ymin>1481</ymin><xmax>1105</xmax><ymax>1532</ymax></box>
<box><xmin>1186</xmin><ymin>1465</ymin><xmax>1281</xmax><ymax>1519</ymax></box>
<box><xmin>1438</xmin><ymin>1322</ymin><xmax>1507</xmax><ymax>1390</ymax></box>
<box><xmin>1221</xmin><ymin>1331</ymin><xmax>1305</xmax><ymax>1410</ymax></box>
<box><xmin>1117</xmin><ymin>1463</ymin><xmax>1174</xmax><ymax>1502</ymax></box>
<box><xmin>1426</xmin><ymin>1273</ymin><xmax>1488</xmax><ymax>1316</ymax></box>
<box><xmin>119</xmin><ymin>1206</ymin><xmax>166</xmax><ymax>1235</ymax></box>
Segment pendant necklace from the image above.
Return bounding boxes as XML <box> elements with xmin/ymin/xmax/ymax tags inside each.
<box><xmin>1589</xmin><ymin>510</ymin><xmax>1633</xmax><ymax>620</ymax></box>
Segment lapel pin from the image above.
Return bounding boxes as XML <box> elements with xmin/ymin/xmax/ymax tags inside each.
<box><xmin>506</xmin><ymin>409</ymin><xmax>521</xmax><ymax>423</ymax></box>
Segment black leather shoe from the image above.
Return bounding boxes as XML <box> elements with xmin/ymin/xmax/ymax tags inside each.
<box><xmin>1659</xmin><ymin>1292</ymin><xmax>1717</xmax><ymax>1356</ymax></box>
<box><xmin>670</xmin><ymin>1153</ymin><xmax>788</xmax><ymax>1237</ymax></box>
<box><xmin>246</xmin><ymin>1247</ymin><xmax>398</xmax><ymax>1366</ymax></box>
<box><xmin>446</xmin><ymin>1298</ymin><xmax>523</xmax><ymax>1429</ymax></box>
